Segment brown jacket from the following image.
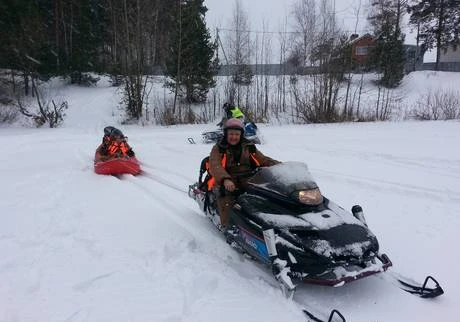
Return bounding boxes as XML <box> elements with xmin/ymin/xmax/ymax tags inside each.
<box><xmin>209</xmin><ymin>138</ymin><xmax>279</xmax><ymax>188</ymax></box>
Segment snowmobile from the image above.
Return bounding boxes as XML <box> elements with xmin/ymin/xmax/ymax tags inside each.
<box><xmin>188</xmin><ymin>161</ymin><xmax>444</xmax><ymax>301</ymax></box>
<box><xmin>202</xmin><ymin>121</ymin><xmax>261</xmax><ymax>144</ymax></box>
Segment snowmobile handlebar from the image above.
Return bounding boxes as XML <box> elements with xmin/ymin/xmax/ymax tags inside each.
<box><xmin>220</xmin><ymin>186</ymin><xmax>241</xmax><ymax>196</ymax></box>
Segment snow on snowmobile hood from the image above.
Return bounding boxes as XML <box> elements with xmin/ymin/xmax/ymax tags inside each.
<box><xmin>248</xmin><ymin>162</ymin><xmax>318</xmax><ymax>196</ymax></box>
<box><xmin>252</xmin><ymin>202</ymin><xmax>376</xmax><ymax>258</ymax></box>
<box><xmin>246</xmin><ymin>162</ymin><xmax>367</xmax><ymax>230</ymax></box>
<box><xmin>253</xmin><ymin>200</ymin><xmax>366</xmax><ymax>231</ymax></box>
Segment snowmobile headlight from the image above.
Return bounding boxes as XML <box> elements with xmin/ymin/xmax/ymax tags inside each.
<box><xmin>297</xmin><ymin>189</ymin><xmax>323</xmax><ymax>205</ymax></box>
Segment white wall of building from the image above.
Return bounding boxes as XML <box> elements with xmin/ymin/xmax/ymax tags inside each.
<box><xmin>440</xmin><ymin>46</ymin><xmax>460</xmax><ymax>63</ymax></box>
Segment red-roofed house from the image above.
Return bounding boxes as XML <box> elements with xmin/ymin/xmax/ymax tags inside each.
<box><xmin>350</xmin><ymin>34</ymin><xmax>377</xmax><ymax>65</ymax></box>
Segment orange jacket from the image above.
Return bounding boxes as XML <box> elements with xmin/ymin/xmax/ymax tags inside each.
<box><xmin>95</xmin><ymin>141</ymin><xmax>134</xmax><ymax>162</ymax></box>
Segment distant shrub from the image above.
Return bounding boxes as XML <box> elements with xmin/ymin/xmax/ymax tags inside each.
<box><xmin>69</xmin><ymin>72</ymin><xmax>100</xmax><ymax>86</ymax></box>
<box><xmin>0</xmin><ymin>104</ymin><xmax>18</xmax><ymax>124</ymax></box>
<box><xmin>410</xmin><ymin>89</ymin><xmax>460</xmax><ymax>120</ymax></box>
<box><xmin>110</xmin><ymin>75</ymin><xmax>124</xmax><ymax>87</ymax></box>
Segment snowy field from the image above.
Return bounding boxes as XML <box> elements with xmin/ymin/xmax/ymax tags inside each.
<box><xmin>1</xmin><ymin>79</ymin><xmax>460</xmax><ymax>322</ymax></box>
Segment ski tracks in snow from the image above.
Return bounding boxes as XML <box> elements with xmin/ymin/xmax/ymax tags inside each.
<box><xmin>2</xmin><ymin>121</ymin><xmax>459</xmax><ymax>322</ymax></box>
<box><xmin>113</xmin><ymin>171</ymin><xmax>313</xmax><ymax>320</ymax></box>
<box><xmin>313</xmin><ymin>167</ymin><xmax>460</xmax><ymax>204</ymax></box>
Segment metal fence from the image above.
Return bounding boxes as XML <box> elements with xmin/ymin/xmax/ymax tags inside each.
<box><xmin>217</xmin><ymin>64</ymin><xmax>319</xmax><ymax>76</ymax></box>
<box><xmin>150</xmin><ymin>62</ymin><xmax>460</xmax><ymax>76</ymax></box>
<box><xmin>217</xmin><ymin>62</ymin><xmax>460</xmax><ymax>76</ymax></box>
<box><xmin>416</xmin><ymin>62</ymin><xmax>460</xmax><ymax>72</ymax></box>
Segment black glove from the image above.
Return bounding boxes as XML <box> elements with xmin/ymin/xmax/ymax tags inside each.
<box><xmin>127</xmin><ymin>149</ymin><xmax>135</xmax><ymax>157</ymax></box>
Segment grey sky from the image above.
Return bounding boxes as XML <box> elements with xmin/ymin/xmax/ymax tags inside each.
<box><xmin>205</xmin><ymin>0</ymin><xmax>372</xmax><ymax>35</ymax></box>
<box><xmin>204</xmin><ymin>0</ymin><xmax>435</xmax><ymax>61</ymax></box>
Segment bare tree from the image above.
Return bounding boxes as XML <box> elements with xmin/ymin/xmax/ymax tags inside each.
<box><xmin>343</xmin><ymin>0</ymin><xmax>362</xmax><ymax>120</ymax></box>
<box><xmin>290</xmin><ymin>0</ymin><xmax>317</xmax><ymax>68</ymax></box>
<box><xmin>15</xmin><ymin>78</ymin><xmax>68</xmax><ymax>128</ymax></box>
<box><xmin>276</xmin><ymin>19</ymin><xmax>289</xmax><ymax>118</ymax></box>
<box><xmin>410</xmin><ymin>89</ymin><xmax>460</xmax><ymax>120</ymax></box>
<box><xmin>225</xmin><ymin>0</ymin><xmax>253</xmax><ymax>105</ymax></box>
<box><xmin>289</xmin><ymin>0</ymin><xmax>347</xmax><ymax>123</ymax></box>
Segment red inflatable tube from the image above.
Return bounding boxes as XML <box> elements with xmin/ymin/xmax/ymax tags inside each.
<box><xmin>94</xmin><ymin>157</ymin><xmax>141</xmax><ymax>175</ymax></box>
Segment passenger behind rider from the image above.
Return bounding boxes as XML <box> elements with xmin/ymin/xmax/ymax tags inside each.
<box><xmin>216</xmin><ymin>103</ymin><xmax>245</xmax><ymax>127</ymax></box>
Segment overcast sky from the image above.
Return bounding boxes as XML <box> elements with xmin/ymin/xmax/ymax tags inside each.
<box><xmin>204</xmin><ymin>0</ymin><xmax>435</xmax><ymax>61</ymax></box>
<box><xmin>205</xmin><ymin>0</ymin><xmax>372</xmax><ymax>35</ymax></box>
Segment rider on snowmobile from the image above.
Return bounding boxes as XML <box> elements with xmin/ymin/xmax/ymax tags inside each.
<box><xmin>208</xmin><ymin>118</ymin><xmax>279</xmax><ymax>228</ymax></box>
<box><xmin>95</xmin><ymin>126</ymin><xmax>135</xmax><ymax>161</ymax></box>
<box><xmin>216</xmin><ymin>103</ymin><xmax>245</xmax><ymax>127</ymax></box>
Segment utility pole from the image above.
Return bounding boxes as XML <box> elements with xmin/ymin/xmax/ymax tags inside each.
<box><xmin>173</xmin><ymin>0</ymin><xmax>182</xmax><ymax>114</ymax></box>
<box><xmin>436</xmin><ymin>0</ymin><xmax>445</xmax><ymax>71</ymax></box>
<box><xmin>415</xmin><ymin>19</ymin><xmax>421</xmax><ymax>71</ymax></box>
<box><xmin>54</xmin><ymin>0</ymin><xmax>60</xmax><ymax>72</ymax></box>
<box><xmin>216</xmin><ymin>27</ymin><xmax>229</xmax><ymax>65</ymax></box>
<box><xmin>333</xmin><ymin>0</ymin><xmax>336</xmax><ymax>33</ymax></box>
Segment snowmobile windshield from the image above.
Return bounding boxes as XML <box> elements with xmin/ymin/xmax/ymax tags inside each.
<box><xmin>248</xmin><ymin>162</ymin><xmax>319</xmax><ymax>197</ymax></box>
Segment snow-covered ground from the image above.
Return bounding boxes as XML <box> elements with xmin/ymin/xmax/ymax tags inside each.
<box><xmin>3</xmin><ymin>71</ymin><xmax>460</xmax><ymax>127</ymax></box>
<box><xmin>1</xmin><ymin>78</ymin><xmax>459</xmax><ymax>322</ymax></box>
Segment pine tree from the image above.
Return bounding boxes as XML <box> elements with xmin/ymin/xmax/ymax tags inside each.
<box><xmin>0</xmin><ymin>0</ymin><xmax>52</xmax><ymax>95</ymax></box>
<box><xmin>371</xmin><ymin>26</ymin><xmax>406</xmax><ymax>87</ymax></box>
<box><xmin>368</xmin><ymin>0</ymin><xmax>406</xmax><ymax>88</ymax></box>
<box><xmin>54</xmin><ymin>0</ymin><xmax>106</xmax><ymax>83</ymax></box>
<box><xmin>408</xmin><ymin>0</ymin><xmax>460</xmax><ymax>70</ymax></box>
<box><xmin>166</xmin><ymin>0</ymin><xmax>218</xmax><ymax>104</ymax></box>
<box><xmin>69</xmin><ymin>0</ymin><xmax>106</xmax><ymax>76</ymax></box>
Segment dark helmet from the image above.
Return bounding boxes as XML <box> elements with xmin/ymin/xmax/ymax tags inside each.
<box><xmin>223</xmin><ymin>118</ymin><xmax>244</xmax><ymax>134</ymax></box>
<box><xmin>223</xmin><ymin>102</ymin><xmax>233</xmax><ymax>111</ymax></box>
<box><xmin>103</xmin><ymin>126</ymin><xmax>125</xmax><ymax>145</ymax></box>
<box><xmin>104</xmin><ymin>126</ymin><xmax>124</xmax><ymax>138</ymax></box>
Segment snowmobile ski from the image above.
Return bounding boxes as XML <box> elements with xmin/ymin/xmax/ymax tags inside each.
<box><xmin>391</xmin><ymin>273</ymin><xmax>444</xmax><ymax>298</ymax></box>
<box><xmin>303</xmin><ymin>308</ymin><xmax>346</xmax><ymax>322</ymax></box>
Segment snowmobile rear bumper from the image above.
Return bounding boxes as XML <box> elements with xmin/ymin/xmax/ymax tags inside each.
<box><xmin>202</xmin><ymin>130</ymin><xmax>224</xmax><ymax>144</ymax></box>
<box><xmin>302</xmin><ymin>253</ymin><xmax>393</xmax><ymax>287</ymax></box>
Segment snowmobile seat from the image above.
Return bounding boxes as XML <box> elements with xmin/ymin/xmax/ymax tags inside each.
<box><xmin>198</xmin><ymin>152</ymin><xmax>227</xmax><ymax>192</ymax></box>
<box><xmin>199</xmin><ymin>156</ymin><xmax>212</xmax><ymax>191</ymax></box>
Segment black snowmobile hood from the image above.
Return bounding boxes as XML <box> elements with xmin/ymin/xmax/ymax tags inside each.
<box><xmin>238</xmin><ymin>193</ymin><xmax>368</xmax><ymax>232</ymax></box>
<box><xmin>236</xmin><ymin>194</ymin><xmax>379</xmax><ymax>259</ymax></box>
<box><xmin>247</xmin><ymin>162</ymin><xmax>318</xmax><ymax>200</ymax></box>
<box><xmin>253</xmin><ymin>199</ymin><xmax>378</xmax><ymax>258</ymax></box>
<box><xmin>236</xmin><ymin>162</ymin><xmax>379</xmax><ymax>259</ymax></box>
